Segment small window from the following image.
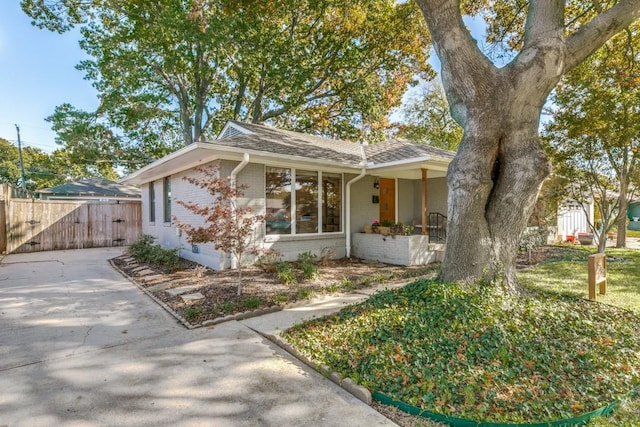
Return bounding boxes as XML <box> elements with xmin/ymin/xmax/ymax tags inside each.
<box><xmin>296</xmin><ymin>170</ymin><xmax>318</xmax><ymax>234</ymax></box>
<box><xmin>163</xmin><ymin>177</ymin><xmax>171</xmax><ymax>223</ymax></box>
<box><xmin>149</xmin><ymin>182</ymin><xmax>156</xmax><ymax>222</ymax></box>
<box><xmin>322</xmin><ymin>173</ymin><xmax>342</xmax><ymax>232</ymax></box>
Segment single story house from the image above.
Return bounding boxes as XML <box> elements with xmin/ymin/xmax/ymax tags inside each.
<box><xmin>121</xmin><ymin>121</ymin><xmax>454</xmax><ymax>269</ymax></box>
<box><xmin>36</xmin><ymin>178</ymin><xmax>141</xmax><ymax>202</ymax></box>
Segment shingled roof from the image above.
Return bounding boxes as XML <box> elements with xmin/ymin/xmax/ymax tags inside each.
<box><xmin>364</xmin><ymin>138</ymin><xmax>455</xmax><ymax>165</ymax></box>
<box><xmin>216</xmin><ymin>122</ymin><xmax>455</xmax><ymax>167</ymax></box>
<box><xmin>121</xmin><ymin>121</ymin><xmax>456</xmax><ymax>185</ymax></box>
<box><xmin>214</xmin><ymin>121</ymin><xmax>364</xmax><ymax>167</ymax></box>
<box><xmin>37</xmin><ymin>178</ymin><xmax>141</xmax><ymax>198</ymax></box>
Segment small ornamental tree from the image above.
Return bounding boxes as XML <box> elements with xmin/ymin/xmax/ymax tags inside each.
<box><xmin>174</xmin><ymin>163</ymin><xmax>264</xmax><ymax>295</ymax></box>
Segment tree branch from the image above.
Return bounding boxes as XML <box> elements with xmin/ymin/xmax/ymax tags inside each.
<box><xmin>523</xmin><ymin>0</ymin><xmax>565</xmax><ymax>47</ymax></box>
<box><xmin>415</xmin><ymin>0</ymin><xmax>497</xmax><ymax>118</ymax></box>
<box><xmin>565</xmin><ymin>0</ymin><xmax>640</xmax><ymax>71</ymax></box>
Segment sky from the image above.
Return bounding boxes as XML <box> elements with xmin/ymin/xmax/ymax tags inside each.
<box><xmin>0</xmin><ymin>2</ymin><xmax>98</xmax><ymax>153</ymax></box>
<box><xmin>0</xmin><ymin>4</ymin><xmax>486</xmax><ymax>156</ymax></box>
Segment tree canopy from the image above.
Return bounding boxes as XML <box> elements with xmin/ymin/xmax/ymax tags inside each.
<box><xmin>394</xmin><ymin>82</ymin><xmax>462</xmax><ymax>151</ymax></box>
<box><xmin>22</xmin><ymin>0</ymin><xmax>432</xmax><ymax>152</ymax></box>
<box><xmin>544</xmin><ymin>22</ymin><xmax>640</xmax><ymax>250</ymax></box>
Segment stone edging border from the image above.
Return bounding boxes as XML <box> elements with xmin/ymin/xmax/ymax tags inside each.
<box><xmin>107</xmin><ymin>256</ymin><xmax>326</xmax><ymax>330</ymax></box>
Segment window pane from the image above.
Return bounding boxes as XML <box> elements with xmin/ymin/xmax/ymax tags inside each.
<box><xmin>322</xmin><ymin>173</ymin><xmax>342</xmax><ymax>232</ymax></box>
<box><xmin>296</xmin><ymin>170</ymin><xmax>318</xmax><ymax>234</ymax></box>
<box><xmin>265</xmin><ymin>167</ymin><xmax>292</xmax><ymax>235</ymax></box>
<box><xmin>163</xmin><ymin>177</ymin><xmax>171</xmax><ymax>223</ymax></box>
<box><xmin>149</xmin><ymin>182</ymin><xmax>156</xmax><ymax>222</ymax></box>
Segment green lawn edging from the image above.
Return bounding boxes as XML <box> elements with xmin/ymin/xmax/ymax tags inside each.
<box><xmin>373</xmin><ymin>391</ymin><xmax>619</xmax><ymax>427</ymax></box>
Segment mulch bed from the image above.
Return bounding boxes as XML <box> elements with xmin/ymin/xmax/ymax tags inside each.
<box><xmin>111</xmin><ymin>254</ymin><xmax>438</xmax><ymax>327</ymax></box>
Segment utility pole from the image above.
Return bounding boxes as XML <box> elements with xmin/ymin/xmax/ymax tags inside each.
<box><xmin>14</xmin><ymin>124</ymin><xmax>26</xmax><ymax>190</ymax></box>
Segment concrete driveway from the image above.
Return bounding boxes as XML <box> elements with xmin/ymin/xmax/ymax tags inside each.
<box><xmin>0</xmin><ymin>248</ymin><xmax>395</xmax><ymax>427</ymax></box>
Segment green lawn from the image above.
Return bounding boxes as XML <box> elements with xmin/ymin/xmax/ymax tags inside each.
<box><xmin>518</xmin><ymin>247</ymin><xmax>640</xmax><ymax>425</ymax></box>
<box><xmin>283</xmin><ymin>247</ymin><xmax>640</xmax><ymax>426</ymax></box>
<box><xmin>518</xmin><ymin>247</ymin><xmax>640</xmax><ymax>314</ymax></box>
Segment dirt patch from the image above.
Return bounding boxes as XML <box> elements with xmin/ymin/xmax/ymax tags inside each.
<box><xmin>111</xmin><ymin>255</ymin><xmax>438</xmax><ymax>326</ymax></box>
<box><xmin>516</xmin><ymin>244</ymin><xmax>588</xmax><ymax>269</ymax></box>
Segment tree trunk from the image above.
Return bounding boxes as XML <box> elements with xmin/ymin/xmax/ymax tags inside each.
<box><xmin>441</xmin><ymin>103</ymin><xmax>550</xmax><ymax>292</ymax></box>
<box><xmin>414</xmin><ymin>0</ymin><xmax>640</xmax><ymax>293</ymax></box>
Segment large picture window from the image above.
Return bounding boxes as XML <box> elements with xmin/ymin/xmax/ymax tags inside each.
<box><xmin>265</xmin><ymin>167</ymin><xmax>341</xmax><ymax>235</ymax></box>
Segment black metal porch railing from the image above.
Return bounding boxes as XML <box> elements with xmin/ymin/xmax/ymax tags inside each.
<box><xmin>428</xmin><ymin>212</ymin><xmax>447</xmax><ymax>244</ymax></box>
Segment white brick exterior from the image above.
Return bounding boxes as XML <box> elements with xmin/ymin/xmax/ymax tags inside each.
<box><xmin>139</xmin><ymin>159</ymin><xmax>448</xmax><ymax>270</ymax></box>
<box><xmin>351</xmin><ymin>233</ymin><xmax>443</xmax><ymax>266</ymax></box>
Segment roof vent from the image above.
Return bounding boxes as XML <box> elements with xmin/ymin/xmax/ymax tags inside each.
<box><xmin>216</xmin><ymin>122</ymin><xmax>253</xmax><ymax>140</ymax></box>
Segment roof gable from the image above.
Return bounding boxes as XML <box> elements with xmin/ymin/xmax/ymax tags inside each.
<box><xmin>211</xmin><ymin>121</ymin><xmax>365</xmax><ymax>167</ymax></box>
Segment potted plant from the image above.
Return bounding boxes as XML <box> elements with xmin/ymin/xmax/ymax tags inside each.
<box><xmin>376</xmin><ymin>219</ymin><xmax>393</xmax><ymax>235</ymax></box>
<box><xmin>365</xmin><ymin>219</ymin><xmax>379</xmax><ymax>234</ymax></box>
<box><xmin>577</xmin><ymin>232</ymin><xmax>593</xmax><ymax>245</ymax></box>
<box><xmin>391</xmin><ymin>222</ymin><xmax>414</xmax><ymax>236</ymax></box>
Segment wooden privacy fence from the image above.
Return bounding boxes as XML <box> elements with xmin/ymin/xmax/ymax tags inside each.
<box><xmin>4</xmin><ymin>199</ymin><xmax>141</xmax><ymax>254</ymax></box>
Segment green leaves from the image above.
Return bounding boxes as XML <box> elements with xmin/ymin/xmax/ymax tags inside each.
<box><xmin>23</xmin><ymin>0</ymin><xmax>433</xmax><ymax>147</ymax></box>
<box><xmin>283</xmin><ymin>278</ymin><xmax>640</xmax><ymax>423</ymax></box>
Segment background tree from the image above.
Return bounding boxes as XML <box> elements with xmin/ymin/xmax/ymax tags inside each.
<box><xmin>174</xmin><ymin>163</ymin><xmax>264</xmax><ymax>295</ymax></box>
<box><xmin>544</xmin><ymin>24</ymin><xmax>640</xmax><ymax>248</ymax></box>
<box><xmin>394</xmin><ymin>82</ymin><xmax>462</xmax><ymax>151</ymax></box>
<box><xmin>0</xmin><ymin>137</ymin><xmax>69</xmax><ymax>190</ymax></box>
<box><xmin>414</xmin><ymin>0</ymin><xmax>640</xmax><ymax>290</ymax></box>
<box><xmin>46</xmin><ymin>103</ymin><xmax>159</xmax><ymax>176</ymax></box>
<box><xmin>23</xmin><ymin>0</ymin><xmax>432</xmax><ymax>149</ymax></box>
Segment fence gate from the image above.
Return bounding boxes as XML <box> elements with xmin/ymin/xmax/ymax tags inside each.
<box><xmin>6</xmin><ymin>199</ymin><xmax>141</xmax><ymax>254</ymax></box>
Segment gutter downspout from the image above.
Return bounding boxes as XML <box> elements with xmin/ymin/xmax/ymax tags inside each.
<box><xmin>229</xmin><ymin>153</ymin><xmax>250</xmax><ymax>269</ymax></box>
<box><xmin>346</xmin><ymin>146</ymin><xmax>367</xmax><ymax>258</ymax></box>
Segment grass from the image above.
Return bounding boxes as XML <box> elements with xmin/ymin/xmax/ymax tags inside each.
<box><xmin>283</xmin><ymin>247</ymin><xmax>640</xmax><ymax>425</ymax></box>
<box><xmin>519</xmin><ymin>247</ymin><xmax>640</xmax><ymax>314</ymax></box>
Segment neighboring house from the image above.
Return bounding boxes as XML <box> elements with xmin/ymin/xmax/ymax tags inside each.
<box><xmin>36</xmin><ymin>178</ymin><xmax>141</xmax><ymax>202</ymax></box>
<box><xmin>628</xmin><ymin>201</ymin><xmax>640</xmax><ymax>231</ymax></box>
<box><xmin>121</xmin><ymin>121</ymin><xmax>454</xmax><ymax>269</ymax></box>
<box><xmin>556</xmin><ymin>198</ymin><xmax>595</xmax><ymax>241</ymax></box>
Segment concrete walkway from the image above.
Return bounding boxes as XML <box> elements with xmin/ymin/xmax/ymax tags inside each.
<box><xmin>0</xmin><ymin>248</ymin><xmax>396</xmax><ymax>427</ymax></box>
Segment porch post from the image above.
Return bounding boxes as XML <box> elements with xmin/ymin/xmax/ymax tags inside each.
<box><xmin>421</xmin><ymin>168</ymin><xmax>427</xmax><ymax>235</ymax></box>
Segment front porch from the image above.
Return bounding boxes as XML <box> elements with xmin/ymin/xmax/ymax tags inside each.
<box><xmin>352</xmin><ymin>233</ymin><xmax>445</xmax><ymax>266</ymax></box>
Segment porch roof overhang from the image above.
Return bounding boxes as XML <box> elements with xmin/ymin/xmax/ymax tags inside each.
<box><xmin>120</xmin><ymin>142</ymin><xmax>365</xmax><ymax>186</ymax></box>
<box><xmin>366</xmin><ymin>156</ymin><xmax>450</xmax><ymax>180</ymax></box>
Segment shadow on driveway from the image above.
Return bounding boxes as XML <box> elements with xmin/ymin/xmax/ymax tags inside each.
<box><xmin>0</xmin><ymin>248</ymin><xmax>394</xmax><ymax>427</ymax></box>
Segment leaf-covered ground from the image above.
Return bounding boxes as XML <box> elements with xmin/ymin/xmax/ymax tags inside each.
<box><xmin>283</xmin><ymin>279</ymin><xmax>640</xmax><ymax>423</ymax></box>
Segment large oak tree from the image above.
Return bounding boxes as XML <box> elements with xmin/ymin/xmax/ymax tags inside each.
<box><xmin>22</xmin><ymin>0</ymin><xmax>431</xmax><ymax>147</ymax></box>
<box><xmin>415</xmin><ymin>0</ymin><xmax>640</xmax><ymax>290</ymax></box>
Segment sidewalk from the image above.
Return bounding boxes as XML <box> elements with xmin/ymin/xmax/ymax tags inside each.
<box><xmin>240</xmin><ymin>282</ymin><xmax>407</xmax><ymax>336</ymax></box>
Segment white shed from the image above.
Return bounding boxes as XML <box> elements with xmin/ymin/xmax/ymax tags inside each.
<box><xmin>557</xmin><ymin>199</ymin><xmax>594</xmax><ymax>241</ymax></box>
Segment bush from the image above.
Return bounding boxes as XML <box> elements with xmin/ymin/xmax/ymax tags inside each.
<box><xmin>277</xmin><ymin>262</ymin><xmax>297</xmax><ymax>285</ymax></box>
<box><xmin>297</xmin><ymin>251</ymin><xmax>318</xmax><ymax>265</ymax></box>
<box><xmin>301</xmin><ymin>263</ymin><xmax>319</xmax><ymax>280</ymax></box>
<box><xmin>183</xmin><ymin>307</ymin><xmax>203</xmax><ymax>322</ymax></box>
<box><xmin>129</xmin><ymin>234</ymin><xmax>181</xmax><ymax>269</ymax></box>
<box><xmin>241</xmin><ymin>296</ymin><xmax>261</xmax><ymax>310</ymax></box>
